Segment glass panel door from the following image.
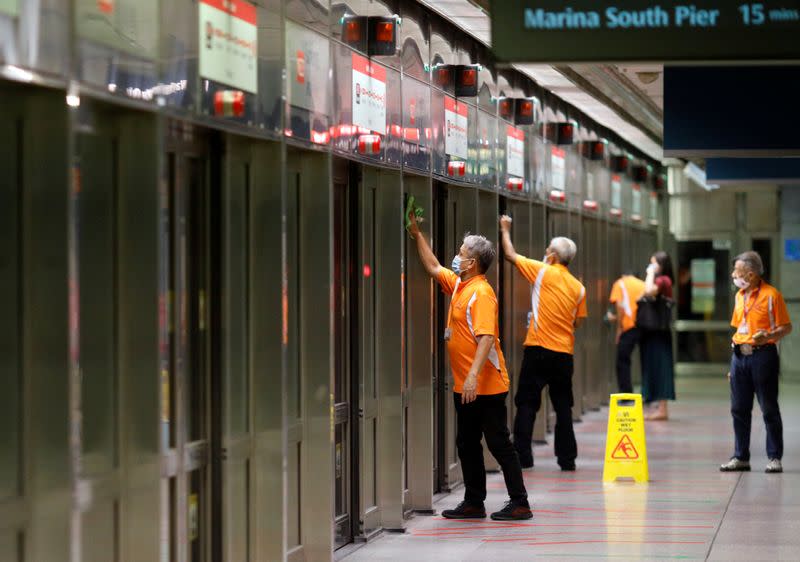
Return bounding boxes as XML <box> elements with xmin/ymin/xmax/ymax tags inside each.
<box><xmin>675</xmin><ymin>239</ymin><xmax>733</xmax><ymax>368</ymax></box>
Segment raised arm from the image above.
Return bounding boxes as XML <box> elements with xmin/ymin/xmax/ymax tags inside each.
<box><xmin>644</xmin><ymin>264</ymin><xmax>659</xmax><ymax>297</ymax></box>
<box><xmin>499</xmin><ymin>215</ymin><xmax>519</xmax><ymax>263</ymax></box>
<box><xmin>407</xmin><ymin>207</ymin><xmax>442</xmax><ymax>278</ymax></box>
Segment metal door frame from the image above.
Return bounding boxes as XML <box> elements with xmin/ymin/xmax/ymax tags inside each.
<box><xmin>162</xmin><ymin>121</ymin><xmax>215</xmax><ymax>562</ymax></box>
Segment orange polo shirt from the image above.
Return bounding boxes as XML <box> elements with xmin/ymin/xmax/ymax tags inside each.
<box><xmin>437</xmin><ymin>269</ymin><xmax>510</xmax><ymax>395</ymax></box>
<box><xmin>731</xmin><ymin>281</ymin><xmax>791</xmax><ymax>345</ymax></box>
<box><xmin>514</xmin><ymin>256</ymin><xmax>587</xmax><ymax>355</ymax></box>
<box><xmin>609</xmin><ymin>275</ymin><xmax>646</xmax><ymax>333</ymax></box>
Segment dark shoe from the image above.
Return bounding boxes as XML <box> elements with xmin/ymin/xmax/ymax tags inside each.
<box><xmin>441</xmin><ymin>501</ymin><xmax>486</xmax><ymax>519</ymax></box>
<box><xmin>719</xmin><ymin>458</ymin><xmax>750</xmax><ymax>472</ymax></box>
<box><xmin>520</xmin><ymin>461</ymin><xmax>534</xmax><ymax>470</ymax></box>
<box><xmin>559</xmin><ymin>461</ymin><xmax>576</xmax><ymax>472</ymax></box>
<box><xmin>491</xmin><ymin>500</ymin><xmax>533</xmax><ymax>521</ymax></box>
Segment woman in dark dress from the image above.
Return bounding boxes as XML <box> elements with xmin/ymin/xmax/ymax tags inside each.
<box><xmin>642</xmin><ymin>251</ymin><xmax>676</xmax><ymax>421</ymax></box>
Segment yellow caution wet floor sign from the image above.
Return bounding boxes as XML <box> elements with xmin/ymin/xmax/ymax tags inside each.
<box><xmin>603</xmin><ymin>393</ymin><xmax>649</xmax><ymax>483</ymax></box>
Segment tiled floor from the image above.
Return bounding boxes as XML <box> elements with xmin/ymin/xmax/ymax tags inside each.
<box><xmin>344</xmin><ymin>377</ymin><xmax>800</xmax><ymax>561</ymax></box>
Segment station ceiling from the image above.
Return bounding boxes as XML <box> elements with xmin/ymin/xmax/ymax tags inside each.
<box><xmin>418</xmin><ymin>0</ymin><xmax>665</xmax><ymax>161</ymax></box>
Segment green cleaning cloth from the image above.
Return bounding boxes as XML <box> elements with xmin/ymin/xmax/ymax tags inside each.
<box><xmin>404</xmin><ymin>194</ymin><xmax>424</xmax><ymax>233</ymax></box>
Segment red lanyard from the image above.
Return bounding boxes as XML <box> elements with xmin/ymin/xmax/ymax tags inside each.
<box><xmin>741</xmin><ymin>286</ymin><xmax>761</xmax><ymax>322</ymax></box>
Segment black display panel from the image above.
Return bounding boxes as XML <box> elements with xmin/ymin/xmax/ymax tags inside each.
<box><xmin>490</xmin><ymin>0</ymin><xmax>800</xmax><ymax>62</ymax></box>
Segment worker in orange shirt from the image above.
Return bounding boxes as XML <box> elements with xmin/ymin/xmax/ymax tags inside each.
<box><xmin>500</xmin><ymin>215</ymin><xmax>587</xmax><ymax>471</ymax></box>
<box><xmin>607</xmin><ymin>272</ymin><xmax>646</xmax><ymax>393</ymax></box>
<box><xmin>720</xmin><ymin>251</ymin><xmax>792</xmax><ymax>474</ymax></box>
<box><xmin>407</xmin><ymin>211</ymin><xmax>531</xmax><ymax>521</ymax></box>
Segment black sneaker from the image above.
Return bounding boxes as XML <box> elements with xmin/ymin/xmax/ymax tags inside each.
<box><xmin>441</xmin><ymin>501</ymin><xmax>486</xmax><ymax>519</ymax></box>
<box><xmin>490</xmin><ymin>501</ymin><xmax>533</xmax><ymax>521</ymax></box>
<box><xmin>559</xmin><ymin>461</ymin><xmax>576</xmax><ymax>472</ymax></box>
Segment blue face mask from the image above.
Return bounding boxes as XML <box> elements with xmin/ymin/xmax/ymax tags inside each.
<box><xmin>451</xmin><ymin>255</ymin><xmax>473</xmax><ymax>275</ymax></box>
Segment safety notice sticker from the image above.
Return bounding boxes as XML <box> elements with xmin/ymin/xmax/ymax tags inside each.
<box><xmin>445</xmin><ymin>96</ymin><xmax>468</xmax><ymax>159</ymax></box>
<box><xmin>610</xmin><ymin>434</ymin><xmax>639</xmax><ymax>460</ymax></box>
<box><xmin>507</xmin><ymin>126</ymin><xmax>525</xmax><ymax>178</ymax></box>
<box><xmin>199</xmin><ymin>0</ymin><xmax>258</xmax><ymax>94</ymax></box>
<box><xmin>352</xmin><ymin>53</ymin><xmax>387</xmax><ymax>134</ymax></box>
<box><xmin>551</xmin><ymin>146</ymin><xmax>566</xmax><ymax>190</ymax></box>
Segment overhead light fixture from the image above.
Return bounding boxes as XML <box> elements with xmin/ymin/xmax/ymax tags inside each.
<box><xmin>636</xmin><ymin>71</ymin><xmax>661</xmax><ymax>85</ymax></box>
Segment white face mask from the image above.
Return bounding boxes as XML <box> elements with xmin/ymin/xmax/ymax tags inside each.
<box><xmin>733</xmin><ymin>276</ymin><xmax>750</xmax><ymax>290</ymax></box>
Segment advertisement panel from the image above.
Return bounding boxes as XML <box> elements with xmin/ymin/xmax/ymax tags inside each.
<box><xmin>199</xmin><ymin>0</ymin><xmax>258</xmax><ymax>93</ymax></box>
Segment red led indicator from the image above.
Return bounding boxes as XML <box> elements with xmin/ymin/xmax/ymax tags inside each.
<box><xmin>460</xmin><ymin>69</ymin><xmax>477</xmax><ymax>87</ymax></box>
<box><xmin>520</xmin><ymin>101</ymin><xmax>533</xmax><ymax>116</ymax></box>
<box><xmin>375</xmin><ymin>22</ymin><xmax>394</xmax><ymax>42</ymax></box>
<box><xmin>436</xmin><ymin>68</ymin><xmax>451</xmax><ymax>86</ymax></box>
<box><xmin>345</xmin><ymin>20</ymin><xmax>361</xmax><ymax>43</ymax></box>
<box><xmin>363</xmin><ymin>264</ymin><xmax>372</xmax><ymax>277</ymax></box>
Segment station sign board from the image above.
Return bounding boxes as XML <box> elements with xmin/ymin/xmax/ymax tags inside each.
<box><xmin>490</xmin><ymin>1</ymin><xmax>800</xmax><ymax>62</ymax></box>
<box><xmin>199</xmin><ymin>0</ymin><xmax>258</xmax><ymax>93</ymax></box>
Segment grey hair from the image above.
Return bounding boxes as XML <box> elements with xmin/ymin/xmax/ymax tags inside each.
<box><xmin>734</xmin><ymin>251</ymin><xmax>764</xmax><ymax>276</ymax></box>
<box><xmin>463</xmin><ymin>233</ymin><xmax>496</xmax><ymax>273</ymax></box>
<box><xmin>550</xmin><ymin>237</ymin><xmax>577</xmax><ymax>266</ymax></box>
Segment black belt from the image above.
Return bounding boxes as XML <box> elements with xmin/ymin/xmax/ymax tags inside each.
<box><xmin>732</xmin><ymin>343</ymin><xmax>776</xmax><ymax>356</ymax></box>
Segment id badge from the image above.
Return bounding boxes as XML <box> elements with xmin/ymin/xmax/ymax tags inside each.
<box><xmin>444</xmin><ymin>327</ymin><xmax>452</xmax><ymax>341</ymax></box>
<box><xmin>738</xmin><ymin>322</ymin><xmax>749</xmax><ymax>335</ymax></box>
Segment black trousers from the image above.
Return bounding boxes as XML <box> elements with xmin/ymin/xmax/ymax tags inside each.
<box><xmin>453</xmin><ymin>392</ymin><xmax>528</xmax><ymax>506</ymax></box>
<box><xmin>730</xmin><ymin>345</ymin><xmax>783</xmax><ymax>461</ymax></box>
<box><xmin>513</xmin><ymin>346</ymin><xmax>577</xmax><ymax>468</ymax></box>
<box><xmin>616</xmin><ymin>328</ymin><xmax>641</xmax><ymax>394</ymax></box>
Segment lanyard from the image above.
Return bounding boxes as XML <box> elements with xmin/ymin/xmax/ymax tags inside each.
<box><xmin>740</xmin><ymin>286</ymin><xmax>761</xmax><ymax>324</ymax></box>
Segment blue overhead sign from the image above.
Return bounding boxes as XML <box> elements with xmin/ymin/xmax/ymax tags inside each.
<box><xmin>490</xmin><ymin>1</ymin><xmax>800</xmax><ymax>62</ymax></box>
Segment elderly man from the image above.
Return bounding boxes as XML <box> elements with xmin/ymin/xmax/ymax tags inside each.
<box><xmin>720</xmin><ymin>251</ymin><xmax>792</xmax><ymax>474</ymax></box>
<box><xmin>407</xmin><ymin>211</ymin><xmax>531</xmax><ymax>521</ymax></box>
<box><xmin>500</xmin><ymin>215</ymin><xmax>587</xmax><ymax>471</ymax></box>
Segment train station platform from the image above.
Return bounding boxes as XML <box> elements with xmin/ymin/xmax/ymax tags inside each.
<box><xmin>344</xmin><ymin>377</ymin><xmax>800</xmax><ymax>561</ymax></box>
